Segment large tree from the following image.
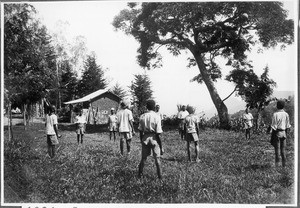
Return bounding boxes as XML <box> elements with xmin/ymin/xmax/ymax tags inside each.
<box><xmin>77</xmin><ymin>54</ymin><xmax>107</xmax><ymax>97</ymax></box>
<box><xmin>4</xmin><ymin>3</ymin><xmax>57</xmax><ymax>129</ymax></box>
<box><xmin>113</xmin><ymin>2</ymin><xmax>294</xmax><ymax>129</ymax></box>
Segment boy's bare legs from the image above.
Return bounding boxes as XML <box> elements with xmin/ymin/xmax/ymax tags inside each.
<box><xmin>126</xmin><ymin>139</ymin><xmax>131</xmax><ymax>154</ymax></box>
<box><xmin>280</xmin><ymin>138</ymin><xmax>286</xmax><ymax>167</ymax></box>
<box><xmin>274</xmin><ymin>140</ymin><xmax>280</xmax><ymax>167</ymax></box>
<box><xmin>120</xmin><ymin>137</ymin><xmax>124</xmax><ymax>155</ymax></box>
<box><xmin>77</xmin><ymin>134</ymin><xmax>80</xmax><ymax>144</ymax></box>
<box><xmin>195</xmin><ymin>141</ymin><xmax>200</xmax><ymax>162</ymax></box>
<box><xmin>187</xmin><ymin>141</ymin><xmax>191</xmax><ymax>161</ymax></box>
<box><xmin>138</xmin><ymin>156</ymin><xmax>146</xmax><ymax>178</ymax></box>
<box><xmin>154</xmin><ymin>157</ymin><xmax>162</xmax><ymax>179</ymax></box>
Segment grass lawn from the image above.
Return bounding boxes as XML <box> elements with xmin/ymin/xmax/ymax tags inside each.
<box><xmin>3</xmin><ymin>122</ymin><xmax>295</xmax><ymax>204</ymax></box>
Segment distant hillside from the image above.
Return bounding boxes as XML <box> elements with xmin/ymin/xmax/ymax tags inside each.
<box><xmin>205</xmin><ymin>90</ymin><xmax>294</xmax><ymax>118</ymax></box>
<box><xmin>272</xmin><ymin>91</ymin><xmax>294</xmax><ymax>99</ymax></box>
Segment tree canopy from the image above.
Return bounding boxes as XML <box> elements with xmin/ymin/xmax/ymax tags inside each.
<box><xmin>130</xmin><ymin>74</ymin><xmax>153</xmax><ymax>115</ymax></box>
<box><xmin>77</xmin><ymin>54</ymin><xmax>107</xmax><ymax>97</ymax></box>
<box><xmin>113</xmin><ymin>2</ymin><xmax>294</xmax><ymax>129</ymax></box>
<box><xmin>4</xmin><ymin>3</ymin><xmax>57</xmax><ymax>108</ymax></box>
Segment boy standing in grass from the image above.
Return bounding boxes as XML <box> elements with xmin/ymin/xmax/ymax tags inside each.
<box><xmin>138</xmin><ymin>100</ymin><xmax>163</xmax><ymax>179</ymax></box>
<box><xmin>155</xmin><ymin>104</ymin><xmax>164</xmax><ymax>155</ymax></box>
<box><xmin>184</xmin><ymin>106</ymin><xmax>200</xmax><ymax>162</ymax></box>
<box><xmin>108</xmin><ymin>108</ymin><xmax>118</xmax><ymax>141</ymax></box>
<box><xmin>269</xmin><ymin>100</ymin><xmax>291</xmax><ymax>167</ymax></box>
<box><xmin>45</xmin><ymin>105</ymin><xmax>59</xmax><ymax>158</ymax></box>
<box><xmin>177</xmin><ymin>105</ymin><xmax>189</xmax><ymax>140</ymax></box>
<box><xmin>117</xmin><ymin>100</ymin><xmax>135</xmax><ymax>155</ymax></box>
<box><xmin>75</xmin><ymin>108</ymin><xmax>87</xmax><ymax>145</ymax></box>
<box><xmin>242</xmin><ymin>107</ymin><xmax>253</xmax><ymax>140</ymax></box>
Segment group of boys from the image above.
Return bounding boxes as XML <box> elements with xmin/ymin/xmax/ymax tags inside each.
<box><xmin>45</xmin><ymin>99</ymin><xmax>291</xmax><ymax>178</ymax></box>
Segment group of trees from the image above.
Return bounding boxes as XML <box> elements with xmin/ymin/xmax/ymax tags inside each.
<box><xmin>4</xmin><ymin>4</ymin><xmax>108</xmax><ymax>135</ymax></box>
<box><xmin>4</xmin><ymin>2</ymin><xmax>294</xmax><ymax>134</ymax></box>
<box><xmin>4</xmin><ymin>3</ymin><xmax>155</xmax><ymax>128</ymax></box>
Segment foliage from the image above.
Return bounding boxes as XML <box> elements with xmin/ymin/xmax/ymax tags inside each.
<box><xmin>4</xmin><ymin>123</ymin><xmax>295</xmax><ymax>203</ymax></box>
<box><xmin>113</xmin><ymin>2</ymin><xmax>294</xmax><ymax>129</ymax></box>
<box><xmin>60</xmin><ymin>60</ymin><xmax>79</xmax><ymax>102</ymax></box>
<box><xmin>110</xmin><ymin>83</ymin><xmax>127</xmax><ymax>99</ymax></box>
<box><xmin>4</xmin><ymin>3</ymin><xmax>57</xmax><ymax>108</ymax></box>
<box><xmin>226</xmin><ymin>65</ymin><xmax>276</xmax><ymax>110</ymax></box>
<box><xmin>130</xmin><ymin>74</ymin><xmax>153</xmax><ymax>116</ymax></box>
<box><xmin>77</xmin><ymin>54</ymin><xmax>107</xmax><ymax>97</ymax></box>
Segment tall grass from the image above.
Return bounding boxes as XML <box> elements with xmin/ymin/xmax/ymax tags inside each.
<box><xmin>4</xmin><ymin>123</ymin><xmax>295</xmax><ymax>204</ymax></box>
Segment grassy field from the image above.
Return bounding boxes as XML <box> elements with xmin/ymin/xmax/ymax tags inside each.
<box><xmin>3</xmin><ymin>122</ymin><xmax>295</xmax><ymax>204</ymax></box>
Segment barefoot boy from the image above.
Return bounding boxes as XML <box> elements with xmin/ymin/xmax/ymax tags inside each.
<box><xmin>269</xmin><ymin>100</ymin><xmax>291</xmax><ymax>167</ymax></box>
<box><xmin>75</xmin><ymin>108</ymin><xmax>87</xmax><ymax>145</ymax></box>
<box><xmin>108</xmin><ymin>108</ymin><xmax>118</xmax><ymax>141</ymax></box>
<box><xmin>184</xmin><ymin>106</ymin><xmax>200</xmax><ymax>162</ymax></box>
<box><xmin>45</xmin><ymin>105</ymin><xmax>59</xmax><ymax>158</ymax></box>
<box><xmin>138</xmin><ymin>100</ymin><xmax>163</xmax><ymax>179</ymax></box>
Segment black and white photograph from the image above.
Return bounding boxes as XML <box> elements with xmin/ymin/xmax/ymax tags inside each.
<box><xmin>1</xmin><ymin>0</ymin><xmax>298</xmax><ymax>207</ymax></box>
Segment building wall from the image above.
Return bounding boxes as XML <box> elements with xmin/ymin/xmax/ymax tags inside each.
<box><xmin>90</xmin><ymin>92</ymin><xmax>120</xmax><ymax>124</ymax></box>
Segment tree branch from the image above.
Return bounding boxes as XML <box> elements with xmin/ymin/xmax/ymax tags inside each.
<box><xmin>222</xmin><ymin>85</ymin><xmax>238</xmax><ymax>102</ymax></box>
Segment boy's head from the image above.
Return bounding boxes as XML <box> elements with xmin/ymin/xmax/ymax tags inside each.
<box><xmin>120</xmin><ymin>99</ymin><xmax>130</xmax><ymax>109</ymax></box>
<box><xmin>48</xmin><ymin>105</ymin><xmax>56</xmax><ymax>114</ymax></box>
<box><xmin>155</xmin><ymin>105</ymin><xmax>160</xmax><ymax>112</ymax></box>
<box><xmin>146</xmin><ymin>99</ymin><xmax>156</xmax><ymax>111</ymax></box>
<box><xmin>181</xmin><ymin>105</ymin><xmax>186</xmax><ymax>111</ymax></box>
<box><xmin>277</xmin><ymin>100</ymin><xmax>285</xmax><ymax>110</ymax></box>
<box><xmin>186</xmin><ymin>105</ymin><xmax>195</xmax><ymax>114</ymax></box>
<box><xmin>111</xmin><ymin>108</ymin><xmax>115</xmax><ymax>114</ymax></box>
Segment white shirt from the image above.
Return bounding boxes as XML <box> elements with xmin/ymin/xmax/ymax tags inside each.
<box><xmin>75</xmin><ymin>114</ymin><xmax>87</xmax><ymax>124</ymax></box>
<box><xmin>45</xmin><ymin>114</ymin><xmax>58</xmax><ymax>135</ymax></box>
<box><xmin>138</xmin><ymin>110</ymin><xmax>163</xmax><ymax>134</ymax></box>
<box><xmin>243</xmin><ymin>112</ymin><xmax>253</xmax><ymax>128</ymax></box>
<box><xmin>185</xmin><ymin>114</ymin><xmax>198</xmax><ymax>133</ymax></box>
<box><xmin>177</xmin><ymin>110</ymin><xmax>189</xmax><ymax>119</ymax></box>
<box><xmin>271</xmin><ymin>109</ymin><xmax>291</xmax><ymax>131</ymax></box>
<box><xmin>117</xmin><ymin>108</ymin><xmax>134</xmax><ymax>132</ymax></box>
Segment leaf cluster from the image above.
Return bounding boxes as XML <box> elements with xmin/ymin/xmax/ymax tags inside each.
<box><xmin>4</xmin><ymin>4</ymin><xmax>57</xmax><ymax>107</ymax></box>
<box><xmin>226</xmin><ymin>65</ymin><xmax>276</xmax><ymax>110</ymax></box>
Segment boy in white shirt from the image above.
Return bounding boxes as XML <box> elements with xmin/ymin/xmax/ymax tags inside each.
<box><xmin>45</xmin><ymin>105</ymin><xmax>59</xmax><ymax>158</ymax></box>
<box><xmin>108</xmin><ymin>108</ymin><xmax>118</xmax><ymax>141</ymax></box>
<box><xmin>184</xmin><ymin>106</ymin><xmax>200</xmax><ymax>162</ymax></box>
<box><xmin>117</xmin><ymin>100</ymin><xmax>135</xmax><ymax>155</ymax></box>
<box><xmin>177</xmin><ymin>105</ymin><xmax>189</xmax><ymax>140</ymax></box>
<box><xmin>75</xmin><ymin>108</ymin><xmax>87</xmax><ymax>144</ymax></box>
<box><xmin>138</xmin><ymin>100</ymin><xmax>163</xmax><ymax>179</ymax></box>
<box><xmin>269</xmin><ymin>100</ymin><xmax>291</xmax><ymax>167</ymax></box>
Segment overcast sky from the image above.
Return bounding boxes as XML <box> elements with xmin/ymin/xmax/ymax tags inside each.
<box><xmin>31</xmin><ymin>0</ymin><xmax>297</xmax><ymax>117</ymax></box>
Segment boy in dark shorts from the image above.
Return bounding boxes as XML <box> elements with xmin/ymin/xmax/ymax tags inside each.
<box><xmin>268</xmin><ymin>100</ymin><xmax>291</xmax><ymax>167</ymax></box>
<box><xmin>138</xmin><ymin>100</ymin><xmax>163</xmax><ymax>179</ymax></box>
<box><xmin>75</xmin><ymin>108</ymin><xmax>87</xmax><ymax>144</ymax></box>
<box><xmin>45</xmin><ymin>105</ymin><xmax>59</xmax><ymax>158</ymax></box>
<box><xmin>184</xmin><ymin>106</ymin><xmax>200</xmax><ymax>162</ymax></box>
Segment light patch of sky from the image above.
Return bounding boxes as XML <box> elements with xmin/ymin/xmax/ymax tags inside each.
<box><xmin>32</xmin><ymin>1</ymin><xmax>297</xmax><ymax>117</ymax></box>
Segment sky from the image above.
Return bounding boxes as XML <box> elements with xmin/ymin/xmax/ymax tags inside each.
<box><xmin>30</xmin><ymin>0</ymin><xmax>297</xmax><ymax>117</ymax></box>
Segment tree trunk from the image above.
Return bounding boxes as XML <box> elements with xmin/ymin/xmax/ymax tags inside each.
<box><xmin>194</xmin><ymin>52</ymin><xmax>230</xmax><ymax>129</ymax></box>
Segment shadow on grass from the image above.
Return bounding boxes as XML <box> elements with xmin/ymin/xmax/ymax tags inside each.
<box><xmin>235</xmin><ymin>163</ymin><xmax>272</xmax><ymax>173</ymax></box>
<box><xmin>161</xmin><ymin>155</ymin><xmax>187</xmax><ymax>163</ymax></box>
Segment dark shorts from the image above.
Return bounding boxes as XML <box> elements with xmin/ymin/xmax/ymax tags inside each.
<box><xmin>270</xmin><ymin>130</ymin><xmax>286</xmax><ymax>147</ymax></box>
<box><xmin>185</xmin><ymin>133</ymin><xmax>199</xmax><ymax>142</ymax></box>
<box><xmin>47</xmin><ymin>135</ymin><xmax>59</xmax><ymax>146</ymax></box>
<box><xmin>141</xmin><ymin>133</ymin><xmax>160</xmax><ymax>158</ymax></box>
